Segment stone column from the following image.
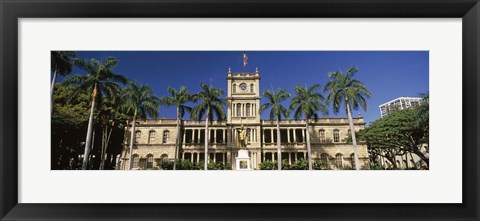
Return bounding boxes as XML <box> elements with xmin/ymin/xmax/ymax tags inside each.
<box><xmin>213</xmin><ymin>129</ymin><xmax>217</xmax><ymax>144</ymax></box>
<box><xmin>302</xmin><ymin>129</ymin><xmax>305</xmax><ymax>143</ymax></box>
<box><xmin>262</xmin><ymin>129</ymin><xmax>265</xmax><ymax>143</ymax></box>
<box><xmin>223</xmin><ymin>129</ymin><xmax>226</xmax><ymax>144</ymax></box>
<box><xmin>270</xmin><ymin>129</ymin><xmax>274</xmax><ymax>144</ymax></box>
<box><xmin>288</xmin><ymin>152</ymin><xmax>292</xmax><ymax>164</ymax></box>
<box><xmin>226</xmin><ymin>151</ymin><xmax>231</xmax><ymax>166</ymax></box>
<box><xmin>287</xmin><ymin>128</ymin><xmax>290</xmax><ymax>143</ymax></box>
<box><xmin>197</xmin><ymin>129</ymin><xmax>201</xmax><ymax>144</ymax></box>
<box><xmin>293</xmin><ymin>129</ymin><xmax>296</xmax><ymax>143</ymax></box>
<box><xmin>183</xmin><ymin>129</ymin><xmax>187</xmax><ymax>143</ymax></box>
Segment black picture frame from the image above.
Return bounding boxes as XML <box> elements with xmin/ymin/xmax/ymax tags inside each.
<box><xmin>1</xmin><ymin>0</ymin><xmax>479</xmax><ymax>220</ymax></box>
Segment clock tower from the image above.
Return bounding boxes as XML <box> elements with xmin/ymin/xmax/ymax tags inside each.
<box><xmin>226</xmin><ymin>67</ymin><xmax>262</xmax><ymax>168</ymax></box>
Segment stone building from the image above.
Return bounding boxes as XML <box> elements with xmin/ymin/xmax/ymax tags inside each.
<box><xmin>118</xmin><ymin>68</ymin><xmax>369</xmax><ymax>170</ymax></box>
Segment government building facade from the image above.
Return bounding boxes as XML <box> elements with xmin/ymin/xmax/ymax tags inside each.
<box><xmin>118</xmin><ymin>68</ymin><xmax>369</xmax><ymax>170</ymax></box>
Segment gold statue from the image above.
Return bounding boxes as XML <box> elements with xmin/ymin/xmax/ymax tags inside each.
<box><xmin>237</xmin><ymin>125</ymin><xmax>248</xmax><ymax>149</ymax></box>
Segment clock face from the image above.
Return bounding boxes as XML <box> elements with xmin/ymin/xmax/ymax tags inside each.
<box><xmin>239</xmin><ymin>83</ymin><xmax>247</xmax><ymax>91</ymax></box>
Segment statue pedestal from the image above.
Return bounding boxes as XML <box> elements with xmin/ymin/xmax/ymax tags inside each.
<box><xmin>235</xmin><ymin>149</ymin><xmax>251</xmax><ymax>170</ymax></box>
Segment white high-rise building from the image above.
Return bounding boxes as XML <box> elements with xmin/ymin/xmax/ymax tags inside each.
<box><xmin>379</xmin><ymin>97</ymin><xmax>422</xmax><ymax>118</ymax></box>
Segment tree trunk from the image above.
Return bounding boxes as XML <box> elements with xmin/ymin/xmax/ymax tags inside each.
<box><xmin>305</xmin><ymin>120</ymin><xmax>313</xmax><ymax>170</ymax></box>
<box><xmin>50</xmin><ymin>68</ymin><xmax>58</xmax><ymax>114</ymax></box>
<box><xmin>100</xmin><ymin>125</ymin><xmax>113</xmax><ymax>170</ymax></box>
<box><xmin>204</xmin><ymin>114</ymin><xmax>209</xmax><ymax>170</ymax></box>
<box><xmin>173</xmin><ymin>107</ymin><xmax>180</xmax><ymax>170</ymax></box>
<box><xmin>346</xmin><ymin>101</ymin><xmax>360</xmax><ymax>170</ymax></box>
<box><xmin>276</xmin><ymin>119</ymin><xmax>282</xmax><ymax>170</ymax></box>
<box><xmin>90</xmin><ymin>130</ymin><xmax>96</xmax><ymax>169</ymax></box>
<box><xmin>128</xmin><ymin>112</ymin><xmax>137</xmax><ymax>170</ymax></box>
<box><xmin>82</xmin><ymin>98</ymin><xmax>96</xmax><ymax>170</ymax></box>
<box><xmin>387</xmin><ymin>157</ymin><xmax>398</xmax><ymax>169</ymax></box>
<box><xmin>413</xmin><ymin>149</ymin><xmax>429</xmax><ymax>168</ymax></box>
<box><xmin>100</xmin><ymin>126</ymin><xmax>107</xmax><ymax>170</ymax></box>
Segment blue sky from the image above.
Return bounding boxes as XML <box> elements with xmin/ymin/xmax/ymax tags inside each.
<box><xmin>62</xmin><ymin>51</ymin><xmax>429</xmax><ymax>125</ymax></box>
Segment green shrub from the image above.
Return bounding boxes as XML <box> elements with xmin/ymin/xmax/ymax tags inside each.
<box><xmin>176</xmin><ymin>160</ymin><xmax>196</xmax><ymax>170</ymax></box>
<box><xmin>259</xmin><ymin>160</ymin><xmax>277</xmax><ymax>170</ymax></box>
<box><xmin>289</xmin><ymin>159</ymin><xmax>309</xmax><ymax>170</ymax></box>
<box><xmin>261</xmin><ymin>159</ymin><xmax>315</xmax><ymax>170</ymax></box>
<box><xmin>369</xmin><ymin>163</ymin><xmax>384</xmax><ymax>170</ymax></box>
<box><xmin>207</xmin><ymin>162</ymin><xmax>232</xmax><ymax>170</ymax></box>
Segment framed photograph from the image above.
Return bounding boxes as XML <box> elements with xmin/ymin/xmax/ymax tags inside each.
<box><xmin>1</xmin><ymin>0</ymin><xmax>479</xmax><ymax>220</ymax></box>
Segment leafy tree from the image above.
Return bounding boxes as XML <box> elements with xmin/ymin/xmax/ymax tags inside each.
<box><xmin>161</xmin><ymin>86</ymin><xmax>194</xmax><ymax>170</ymax></box>
<box><xmin>51</xmin><ymin>83</ymin><xmax>90</xmax><ymax>169</ymax></box>
<box><xmin>63</xmin><ymin>57</ymin><xmax>127</xmax><ymax>170</ymax></box>
<box><xmin>190</xmin><ymin>83</ymin><xmax>227</xmax><ymax>170</ymax></box>
<box><xmin>357</xmin><ymin>107</ymin><xmax>429</xmax><ymax>169</ymax></box>
<box><xmin>51</xmin><ymin>51</ymin><xmax>76</xmax><ymax>112</ymax></box>
<box><xmin>324</xmin><ymin>67</ymin><xmax>371</xmax><ymax>170</ymax></box>
<box><xmin>289</xmin><ymin>84</ymin><xmax>328</xmax><ymax>170</ymax></box>
<box><xmin>119</xmin><ymin>81</ymin><xmax>161</xmax><ymax>170</ymax></box>
<box><xmin>97</xmin><ymin>95</ymin><xmax>129</xmax><ymax>170</ymax></box>
<box><xmin>259</xmin><ymin>89</ymin><xmax>291</xmax><ymax>170</ymax></box>
<box><xmin>416</xmin><ymin>93</ymin><xmax>429</xmax><ymax>146</ymax></box>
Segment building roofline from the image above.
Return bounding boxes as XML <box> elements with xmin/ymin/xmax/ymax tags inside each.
<box><xmin>378</xmin><ymin>96</ymin><xmax>422</xmax><ymax>107</ymax></box>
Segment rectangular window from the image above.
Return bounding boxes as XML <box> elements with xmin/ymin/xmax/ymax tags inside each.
<box><xmin>333</xmin><ymin>130</ymin><xmax>340</xmax><ymax>143</ymax></box>
<box><xmin>237</xmin><ymin>104</ymin><xmax>241</xmax><ymax>117</ymax></box>
<box><xmin>135</xmin><ymin>131</ymin><xmax>141</xmax><ymax>143</ymax></box>
<box><xmin>319</xmin><ymin>130</ymin><xmax>326</xmax><ymax>143</ymax></box>
<box><xmin>149</xmin><ymin>131</ymin><xmax>156</xmax><ymax>144</ymax></box>
<box><xmin>163</xmin><ymin>131</ymin><xmax>169</xmax><ymax>143</ymax></box>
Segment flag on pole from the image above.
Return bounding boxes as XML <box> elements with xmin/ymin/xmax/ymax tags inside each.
<box><xmin>243</xmin><ymin>51</ymin><xmax>248</xmax><ymax>68</ymax></box>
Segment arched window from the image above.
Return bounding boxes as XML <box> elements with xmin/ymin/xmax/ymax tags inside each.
<box><xmin>246</xmin><ymin>104</ymin><xmax>250</xmax><ymax>116</ymax></box>
<box><xmin>162</xmin><ymin>130</ymin><xmax>170</xmax><ymax>144</ymax></box>
<box><xmin>132</xmin><ymin>154</ymin><xmax>140</xmax><ymax>168</ymax></box>
<box><xmin>135</xmin><ymin>130</ymin><xmax>141</xmax><ymax>143</ymax></box>
<box><xmin>146</xmin><ymin>154</ymin><xmax>154</xmax><ymax>169</ymax></box>
<box><xmin>148</xmin><ymin>130</ymin><xmax>156</xmax><ymax>144</ymax></box>
<box><xmin>319</xmin><ymin>129</ymin><xmax>326</xmax><ymax>143</ymax></box>
<box><xmin>250</xmin><ymin>83</ymin><xmax>254</xmax><ymax>93</ymax></box>
<box><xmin>232</xmin><ymin>84</ymin><xmax>236</xmax><ymax>93</ymax></box>
<box><xmin>333</xmin><ymin>129</ymin><xmax>340</xmax><ymax>143</ymax></box>
<box><xmin>335</xmin><ymin>153</ymin><xmax>343</xmax><ymax>169</ymax></box>
<box><xmin>161</xmin><ymin>154</ymin><xmax>169</xmax><ymax>167</ymax></box>
<box><xmin>350</xmin><ymin>153</ymin><xmax>355</xmax><ymax>168</ymax></box>
<box><xmin>320</xmin><ymin>153</ymin><xmax>329</xmax><ymax>166</ymax></box>
<box><xmin>237</xmin><ymin>103</ymin><xmax>241</xmax><ymax>117</ymax></box>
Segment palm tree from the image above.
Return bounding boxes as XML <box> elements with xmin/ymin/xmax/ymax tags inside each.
<box><xmin>162</xmin><ymin>86</ymin><xmax>194</xmax><ymax>170</ymax></box>
<box><xmin>190</xmin><ymin>83</ymin><xmax>226</xmax><ymax>170</ymax></box>
<box><xmin>120</xmin><ymin>81</ymin><xmax>161</xmax><ymax>170</ymax></box>
<box><xmin>63</xmin><ymin>57</ymin><xmax>127</xmax><ymax>170</ymax></box>
<box><xmin>259</xmin><ymin>89</ymin><xmax>290</xmax><ymax>170</ymax></box>
<box><xmin>324</xmin><ymin>67</ymin><xmax>371</xmax><ymax>170</ymax></box>
<box><xmin>51</xmin><ymin>51</ymin><xmax>76</xmax><ymax>112</ymax></box>
<box><xmin>290</xmin><ymin>84</ymin><xmax>328</xmax><ymax>170</ymax></box>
